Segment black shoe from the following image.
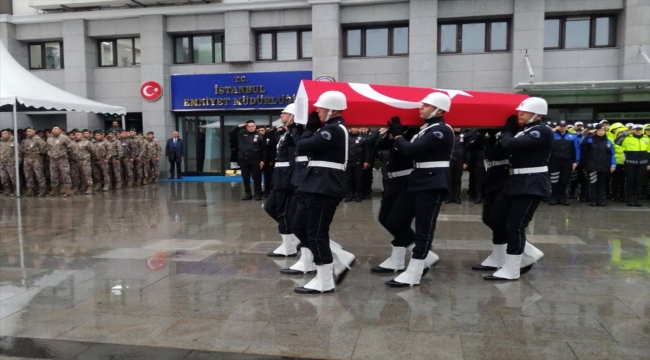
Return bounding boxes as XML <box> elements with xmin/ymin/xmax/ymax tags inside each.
<box><xmin>168</xmin><ymin>177</ymin><xmax>174</xmax><ymax>180</ymax></box>
<box><xmin>444</xmin><ymin>200</ymin><xmax>452</xmax><ymax>204</ymax></box>
<box><xmin>471</xmin><ymin>264</ymin><xmax>498</xmax><ymax>271</ymax></box>
<box><xmin>354</xmin><ymin>197</ymin><xmax>362</xmax><ymax>202</ymax></box>
<box><xmin>262</xmin><ymin>193</ymin><xmax>269</xmax><ymax>199</ymax></box>
<box><xmin>562</xmin><ymin>201</ymin><xmax>570</xmax><ymax>206</ymax></box>
<box><xmin>344</xmin><ymin>196</ymin><xmax>353</xmax><ymax>202</ymax></box>
<box><xmin>294</xmin><ymin>287</ymin><xmax>335</xmax><ymax>294</ymax></box>
<box><xmin>242</xmin><ymin>194</ymin><xmax>252</xmax><ymax>201</ymax></box>
<box><xmin>454</xmin><ymin>198</ymin><xmax>462</xmax><ymax>204</ymax></box>
<box><xmin>370</xmin><ymin>265</ymin><xmax>404</xmax><ymax>273</ymax></box>
<box><xmin>281</xmin><ymin>268</ymin><xmax>315</xmax><ymax>275</ymax></box>
<box><xmin>267</xmin><ymin>251</ymin><xmax>297</xmax><ymax>258</ymax></box>
<box><xmin>597</xmin><ymin>203</ymin><xmax>606</xmax><ymax>206</ymax></box>
<box><xmin>385</xmin><ymin>279</ymin><xmax>417</xmax><ymax>288</ymax></box>
<box><xmin>627</xmin><ymin>201</ymin><xmax>635</xmax><ymax>207</ymax></box>
<box><xmin>519</xmin><ymin>264</ymin><xmax>534</xmax><ymax>275</ymax></box>
<box><xmin>473</xmin><ymin>198</ymin><xmax>483</xmax><ymax>204</ymax></box>
<box><xmin>548</xmin><ymin>199</ymin><xmax>557</xmax><ymax>205</ymax></box>
<box><xmin>177</xmin><ymin>176</ymin><xmax>183</xmax><ymax>179</ymax></box>
<box><xmin>590</xmin><ymin>202</ymin><xmax>597</xmax><ymax>206</ymax></box>
<box><xmin>254</xmin><ymin>194</ymin><xmax>262</xmax><ymax>201</ymax></box>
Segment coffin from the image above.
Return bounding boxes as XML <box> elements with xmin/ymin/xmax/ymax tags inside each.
<box><xmin>294</xmin><ymin>80</ymin><xmax>529</xmax><ymax>128</ymax></box>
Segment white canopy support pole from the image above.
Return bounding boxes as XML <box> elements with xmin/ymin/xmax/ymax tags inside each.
<box><xmin>13</xmin><ymin>100</ymin><xmax>21</xmax><ymax>197</ymax></box>
<box><xmin>17</xmin><ymin>196</ymin><xmax>26</xmax><ymax>285</ymax></box>
<box><xmin>121</xmin><ymin>114</ymin><xmax>126</xmax><ymax>130</ymax></box>
<box><xmin>641</xmin><ymin>47</ymin><xmax>650</xmax><ymax>65</ymax></box>
<box><xmin>524</xmin><ymin>50</ymin><xmax>535</xmax><ymax>83</ymax></box>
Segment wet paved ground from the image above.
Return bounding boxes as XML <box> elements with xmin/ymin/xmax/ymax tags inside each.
<box><xmin>0</xmin><ymin>181</ymin><xmax>649</xmax><ymax>360</ymax></box>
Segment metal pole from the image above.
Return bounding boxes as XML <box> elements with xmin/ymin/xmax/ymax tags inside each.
<box><xmin>13</xmin><ymin>100</ymin><xmax>21</xmax><ymax>197</ymax></box>
<box><xmin>17</xmin><ymin>197</ymin><xmax>26</xmax><ymax>285</ymax></box>
<box><xmin>641</xmin><ymin>49</ymin><xmax>650</xmax><ymax>66</ymax></box>
<box><xmin>121</xmin><ymin>114</ymin><xmax>126</xmax><ymax>130</ymax></box>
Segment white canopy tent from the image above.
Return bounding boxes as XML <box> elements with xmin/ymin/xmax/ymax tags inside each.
<box><xmin>0</xmin><ymin>41</ymin><xmax>126</xmax><ymax>196</ymax></box>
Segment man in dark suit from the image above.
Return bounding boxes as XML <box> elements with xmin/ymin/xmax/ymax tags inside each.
<box><xmin>165</xmin><ymin>131</ymin><xmax>185</xmax><ymax>179</ymax></box>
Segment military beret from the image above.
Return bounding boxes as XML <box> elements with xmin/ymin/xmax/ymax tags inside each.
<box><xmin>147</xmin><ymin>131</ymin><xmax>154</xmax><ymax>135</ymax></box>
<box><xmin>129</xmin><ymin>128</ymin><xmax>137</xmax><ymax>132</ymax></box>
<box><xmin>82</xmin><ymin>129</ymin><xmax>90</xmax><ymax>133</ymax></box>
<box><xmin>93</xmin><ymin>130</ymin><xmax>104</xmax><ymax>135</ymax></box>
<box><xmin>25</xmin><ymin>126</ymin><xmax>35</xmax><ymax>130</ymax></box>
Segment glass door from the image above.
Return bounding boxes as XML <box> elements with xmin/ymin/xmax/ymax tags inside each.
<box><xmin>179</xmin><ymin>115</ymin><xmax>221</xmax><ymax>173</ymax></box>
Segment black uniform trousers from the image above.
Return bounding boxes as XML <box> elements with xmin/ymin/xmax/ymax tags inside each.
<box><xmin>485</xmin><ymin>192</ymin><xmax>542</xmax><ymax>255</ymax></box>
<box><xmin>481</xmin><ymin>191</ymin><xmax>506</xmax><ymax>245</ymax></box>
<box><xmin>610</xmin><ymin>165</ymin><xmax>626</xmax><ymax>201</ymax></box>
<box><xmin>570</xmin><ymin>167</ymin><xmax>588</xmax><ymax>200</ymax></box>
<box><xmin>589</xmin><ymin>171</ymin><xmax>609</xmax><ymax>204</ymax></box>
<box><xmin>345</xmin><ymin>160</ymin><xmax>364</xmax><ymax>197</ymax></box>
<box><xmin>362</xmin><ymin>167</ymin><xmax>373</xmax><ymax>196</ymax></box>
<box><xmin>264</xmin><ymin>188</ymin><xmax>294</xmax><ymax>234</ymax></box>
<box><xmin>169</xmin><ymin>159</ymin><xmax>182</xmax><ymax>178</ymax></box>
<box><xmin>239</xmin><ymin>159</ymin><xmax>262</xmax><ymax>196</ymax></box>
<box><xmin>292</xmin><ymin>193</ymin><xmax>341</xmax><ymax>265</ymax></box>
<box><xmin>378</xmin><ymin>190</ymin><xmax>414</xmax><ymax>248</ymax></box>
<box><xmin>385</xmin><ymin>189</ymin><xmax>445</xmax><ymax>260</ymax></box>
<box><xmin>625</xmin><ymin>164</ymin><xmax>647</xmax><ymax>199</ymax></box>
<box><xmin>262</xmin><ymin>164</ymin><xmax>274</xmax><ymax>195</ymax></box>
<box><xmin>449</xmin><ymin>159</ymin><xmax>464</xmax><ymax>201</ymax></box>
<box><xmin>550</xmin><ymin>159</ymin><xmax>573</xmax><ymax>201</ymax></box>
<box><xmin>471</xmin><ymin>159</ymin><xmax>486</xmax><ymax>199</ymax></box>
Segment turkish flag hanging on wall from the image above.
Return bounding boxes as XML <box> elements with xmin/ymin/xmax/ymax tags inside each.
<box><xmin>294</xmin><ymin>80</ymin><xmax>529</xmax><ymax>127</ymax></box>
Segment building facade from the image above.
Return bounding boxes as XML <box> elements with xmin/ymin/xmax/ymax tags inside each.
<box><xmin>1</xmin><ymin>0</ymin><xmax>649</xmax><ymax>174</ymax></box>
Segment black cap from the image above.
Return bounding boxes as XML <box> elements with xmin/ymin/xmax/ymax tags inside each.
<box><xmin>595</xmin><ymin>124</ymin><xmax>603</xmax><ymax>130</ymax></box>
<box><xmin>147</xmin><ymin>131</ymin><xmax>154</xmax><ymax>135</ymax></box>
<box><xmin>558</xmin><ymin>120</ymin><xmax>567</xmax><ymax>127</ymax></box>
<box><xmin>93</xmin><ymin>130</ymin><xmax>104</xmax><ymax>135</ymax></box>
<box><xmin>587</xmin><ymin>124</ymin><xmax>594</xmax><ymax>129</ymax></box>
<box><xmin>25</xmin><ymin>126</ymin><xmax>35</xmax><ymax>130</ymax></box>
<box><xmin>82</xmin><ymin>129</ymin><xmax>90</xmax><ymax>133</ymax></box>
<box><xmin>51</xmin><ymin>125</ymin><xmax>61</xmax><ymax>130</ymax></box>
<box><xmin>129</xmin><ymin>128</ymin><xmax>137</xmax><ymax>132</ymax></box>
<box><xmin>245</xmin><ymin>120</ymin><xmax>255</xmax><ymax>124</ymax></box>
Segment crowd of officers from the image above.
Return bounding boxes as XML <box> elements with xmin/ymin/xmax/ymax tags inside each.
<box><xmin>0</xmin><ymin>123</ymin><xmax>163</xmax><ymax>197</ymax></box>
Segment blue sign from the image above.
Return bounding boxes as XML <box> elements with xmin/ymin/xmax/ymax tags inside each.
<box><xmin>171</xmin><ymin>71</ymin><xmax>312</xmax><ymax>111</ymax></box>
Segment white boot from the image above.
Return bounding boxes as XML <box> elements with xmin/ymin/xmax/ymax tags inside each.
<box><xmin>484</xmin><ymin>254</ymin><xmax>522</xmax><ymax>281</ymax></box>
<box><xmin>267</xmin><ymin>234</ymin><xmax>298</xmax><ymax>257</ymax></box>
<box><xmin>472</xmin><ymin>244</ymin><xmax>506</xmax><ymax>271</ymax></box>
<box><xmin>291</xmin><ymin>234</ymin><xmax>302</xmax><ymax>249</ymax></box>
<box><xmin>370</xmin><ymin>246</ymin><xmax>406</xmax><ymax>273</ymax></box>
<box><xmin>331</xmin><ymin>245</ymin><xmax>356</xmax><ymax>284</ymax></box>
<box><xmin>281</xmin><ymin>247</ymin><xmax>317</xmax><ymax>275</ymax></box>
<box><xmin>329</xmin><ymin>239</ymin><xmax>343</xmax><ymax>249</ymax></box>
<box><xmin>520</xmin><ymin>242</ymin><xmax>544</xmax><ymax>274</ymax></box>
<box><xmin>385</xmin><ymin>258</ymin><xmax>426</xmax><ymax>287</ymax></box>
<box><xmin>294</xmin><ymin>263</ymin><xmax>335</xmax><ymax>294</ymax></box>
<box><xmin>407</xmin><ymin>243</ymin><xmax>439</xmax><ymax>275</ymax></box>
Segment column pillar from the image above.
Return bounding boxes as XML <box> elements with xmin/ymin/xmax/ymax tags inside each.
<box><xmin>310</xmin><ymin>0</ymin><xmax>341</xmax><ymax>80</ymax></box>
<box><xmin>408</xmin><ymin>0</ymin><xmax>438</xmax><ymax>87</ymax></box>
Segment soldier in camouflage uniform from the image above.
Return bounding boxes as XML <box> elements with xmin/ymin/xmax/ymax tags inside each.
<box><xmin>105</xmin><ymin>132</ymin><xmax>124</xmax><ymax>189</ymax></box>
<box><xmin>20</xmin><ymin>126</ymin><xmax>48</xmax><ymax>196</ymax></box>
<box><xmin>119</xmin><ymin>130</ymin><xmax>135</xmax><ymax>188</ymax></box>
<box><xmin>46</xmin><ymin>125</ymin><xmax>76</xmax><ymax>197</ymax></box>
<box><xmin>92</xmin><ymin>131</ymin><xmax>111</xmax><ymax>192</ymax></box>
<box><xmin>0</xmin><ymin>129</ymin><xmax>17</xmax><ymax>196</ymax></box>
<box><xmin>130</xmin><ymin>130</ymin><xmax>145</xmax><ymax>186</ymax></box>
<box><xmin>141</xmin><ymin>131</ymin><xmax>162</xmax><ymax>183</ymax></box>
<box><xmin>73</xmin><ymin>131</ymin><xmax>95</xmax><ymax>195</ymax></box>
<box><xmin>68</xmin><ymin>129</ymin><xmax>82</xmax><ymax>193</ymax></box>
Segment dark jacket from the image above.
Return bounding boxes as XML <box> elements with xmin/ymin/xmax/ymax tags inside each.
<box><xmin>229</xmin><ymin>127</ymin><xmax>266</xmax><ymax>163</ymax></box>
<box><xmin>468</xmin><ymin>130</ymin><xmax>510</xmax><ymax>195</ymax></box>
<box><xmin>581</xmin><ymin>134</ymin><xmax>616</xmax><ymax>172</ymax></box>
<box><xmin>376</xmin><ymin>128</ymin><xmax>416</xmax><ymax>194</ymax></box>
<box><xmin>290</xmin><ymin>126</ymin><xmax>310</xmax><ymax>188</ymax></box>
<box><xmin>500</xmin><ymin>121</ymin><xmax>553</xmax><ymax>197</ymax></box>
<box><xmin>393</xmin><ymin>117</ymin><xmax>454</xmax><ymax>193</ymax></box>
<box><xmin>271</xmin><ymin>128</ymin><xmax>296</xmax><ymax>191</ymax></box>
<box><xmin>551</xmin><ymin>131</ymin><xmax>581</xmax><ymax>163</ymax></box>
<box><xmin>348</xmin><ymin>132</ymin><xmax>368</xmax><ymax>163</ymax></box>
<box><xmin>296</xmin><ymin>116</ymin><xmax>348</xmax><ymax>198</ymax></box>
<box><xmin>165</xmin><ymin>138</ymin><xmax>185</xmax><ymax>161</ymax></box>
<box><xmin>451</xmin><ymin>131</ymin><xmax>466</xmax><ymax>162</ymax></box>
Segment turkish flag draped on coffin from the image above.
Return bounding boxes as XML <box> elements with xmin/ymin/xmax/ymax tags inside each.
<box><xmin>294</xmin><ymin>80</ymin><xmax>529</xmax><ymax>128</ymax></box>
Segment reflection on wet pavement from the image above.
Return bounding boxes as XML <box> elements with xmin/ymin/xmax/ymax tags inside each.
<box><xmin>1</xmin><ymin>182</ymin><xmax>649</xmax><ymax>359</ymax></box>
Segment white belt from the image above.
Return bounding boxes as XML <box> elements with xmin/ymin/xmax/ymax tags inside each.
<box><xmin>484</xmin><ymin>159</ymin><xmax>509</xmax><ymax>169</ymax></box>
<box><xmin>309</xmin><ymin>160</ymin><xmax>346</xmax><ymax>170</ymax></box>
<box><xmin>510</xmin><ymin>166</ymin><xmax>548</xmax><ymax>175</ymax></box>
<box><xmin>388</xmin><ymin>169</ymin><xmax>412</xmax><ymax>178</ymax></box>
<box><xmin>295</xmin><ymin>156</ymin><xmax>309</xmax><ymax>162</ymax></box>
<box><xmin>414</xmin><ymin>161</ymin><xmax>450</xmax><ymax>169</ymax></box>
<box><xmin>275</xmin><ymin>162</ymin><xmax>290</xmax><ymax>167</ymax></box>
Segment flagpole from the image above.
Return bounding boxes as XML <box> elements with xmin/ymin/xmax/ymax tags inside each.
<box><xmin>13</xmin><ymin>99</ymin><xmax>21</xmax><ymax>197</ymax></box>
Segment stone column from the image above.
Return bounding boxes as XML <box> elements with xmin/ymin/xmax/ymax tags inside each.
<box><xmin>511</xmin><ymin>0</ymin><xmax>545</xmax><ymax>86</ymax></box>
<box><xmin>62</xmin><ymin>19</ymin><xmax>103</xmax><ymax>130</ymax></box>
<box><xmin>310</xmin><ymin>0</ymin><xmax>341</xmax><ymax>80</ymax></box>
<box><xmin>408</xmin><ymin>0</ymin><xmax>438</xmax><ymax>87</ymax></box>
<box><xmin>224</xmin><ymin>11</ymin><xmax>253</xmax><ymax>62</ymax></box>
<box><xmin>619</xmin><ymin>0</ymin><xmax>650</xmax><ymax>80</ymax></box>
<box><xmin>140</xmin><ymin>15</ymin><xmax>173</xmax><ymax>175</ymax></box>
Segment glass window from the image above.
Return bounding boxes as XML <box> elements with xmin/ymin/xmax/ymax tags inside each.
<box><xmin>133</xmin><ymin>38</ymin><xmax>141</xmax><ymax>65</ymax></box>
<box><xmin>461</xmin><ymin>23</ymin><xmax>485</xmax><ymax>53</ymax></box>
<box><xmin>175</xmin><ymin>37</ymin><xmax>190</xmax><ymax>63</ymax></box>
<box><xmin>595</xmin><ymin>17</ymin><xmax>612</xmax><ymax>46</ymax></box>
<box><xmin>301</xmin><ymin>31</ymin><xmax>312</xmax><ymax>58</ymax></box>
<box><xmin>116</xmin><ymin>38</ymin><xmax>134</xmax><ymax>66</ymax></box>
<box><xmin>258</xmin><ymin>33</ymin><xmax>273</xmax><ymax>60</ymax></box>
<box><xmin>544</xmin><ymin>19</ymin><xmax>560</xmax><ymax>48</ymax></box>
<box><xmin>366</xmin><ymin>28</ymin><xmax>388</xmax><ymax>56</ymax></box>
<box><xmin>564</xmin><ymin>17</ymin><xmax>590</xmax><ymax>48</ymax></box>
<box><xmin>214</xmin><ymin>35</ymin><xmax>223</xmax><ymax>62</ymax></box>
<box><xmin>100</xmin><ymin>41</ymin><xmax>114</xmax><ymax>66</ymax></box>
<box><xmin>440</xmin><ymin>24</ymin><xmax>457</xmax><ymax>53</ymax></box>
<box><xmin>392</xmin><ymin>27</ymin><xmax>408</xmax><ymax>54</ymax></box>
<box><xmin>490</xmin><ymin>22</ymin><xmax>508</xmax><ymax>51</ymax></box>
<box><xmin>29</xmin><ymin>44</ymin><xmax>43</xmax><ymax>69</ymax></box>
<box><xmin>277</xmin><ymin>31</ymin><xmax>298</xmax><ymax>60</ymax></box>
<box><xmin>346</xmin><ymin>29</ymin><xmax>361</xmax><ymax>56</ymax></box>
<box><xmin>193</xmin><ymin>35</ymin><xmax>213</xmax><ymax>63</ymax></box>
<box><xmin>43</xmin><ymin>42</ymin><xmax>62</xmax><ymax>69</ymax></box>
